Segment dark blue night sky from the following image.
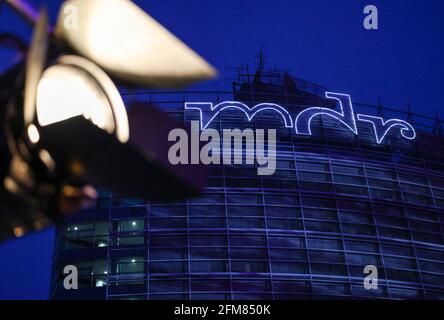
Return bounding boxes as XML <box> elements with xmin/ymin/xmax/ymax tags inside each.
<box><xmin>0</xmin><ymin>0</ymin><xmax>443</xmax><ymax>299</ymax></box>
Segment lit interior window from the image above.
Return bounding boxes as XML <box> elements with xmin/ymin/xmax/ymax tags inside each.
<box><xmin>95</xmin><ymin>279</ymin><xmax>105</xmax><ymax>287</ymax></box>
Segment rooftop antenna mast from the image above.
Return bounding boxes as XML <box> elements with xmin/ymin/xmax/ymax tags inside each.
<box><xmin>258</xmin><ymin>45</ymin><xmax>265</xmax><ymax>74</ymax></box>
<box><xmin>255</xmin><ymin>45</ymin><xmax>268</xmax><ymax>83</ymax></box>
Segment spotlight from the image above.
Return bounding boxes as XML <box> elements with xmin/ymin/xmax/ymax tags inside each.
<box><xmin>54</xmin><ymin>0</ymin><xmax>216</xmax><ymax>87</ymax></box>
<box><xmin>0</xmin><ymin>0</ymin><xmax>215</xmax><ymax>242</ymax></box>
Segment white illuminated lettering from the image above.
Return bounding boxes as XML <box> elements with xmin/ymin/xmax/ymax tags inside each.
<box><xmin>295</xmin><ymin>92</ymin><xmax>358</xmax><ymax>135</ymax></box>
<box><xmin>185</xmin><ymin>101</ymin><xmax>293</xmax><ymax>130</ymax></box>
<box><xmin>357</xmin><ymin>114</ymin><xmax>416</xmax><ymax>144</ymax></box>
<box><xmin>185</xmin><ymin>91</ymin><xmax>417</xmax><ymax>145</ymax></box>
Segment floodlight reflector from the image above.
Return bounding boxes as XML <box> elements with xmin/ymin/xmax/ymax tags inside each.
<box><xmin>36</xmin><ymin>55</ymin><xmax>129</xmax><ymax>143</ymax></box>
<box><xmin>55</xmin><ymin>0</ymin><xmax>217</xmax><ymax>87</ymax></box>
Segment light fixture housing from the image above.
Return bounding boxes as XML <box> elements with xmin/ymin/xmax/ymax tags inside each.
<box><xmin>36</xmin><ymin>55</ymin><xmax>129</xmax><ymax>143</ymax></box>
<box><xmin>54</xmin><ymin>0</ymin><xmax>217</xmax><ymax>87</ymax></box>
<box><xmin>0</xmin><ymin>1</ymin><xmax>214</xmax><ymax>242</ymax></box>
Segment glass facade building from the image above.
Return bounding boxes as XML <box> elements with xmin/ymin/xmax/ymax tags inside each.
<box><xmin>51</xmin><ymin>70</ymin><xmax>444</xmax><ymax>300</ymax></box>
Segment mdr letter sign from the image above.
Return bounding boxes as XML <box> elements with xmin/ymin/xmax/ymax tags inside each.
<box><xmin>185</xmin><ymin>91</ymin><xmax>416</xmax><ymax>145</ymax></box>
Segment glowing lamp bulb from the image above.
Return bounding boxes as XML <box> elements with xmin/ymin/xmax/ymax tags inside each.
<box><xmin>27</xmin><ymin>124</ymin><xmax>40</xmax><ymax>144</ymax></box>
<box><xmin>35</xmin><ymin>55</ymin><xmax>129</xmax><ymax>143</ymax></box>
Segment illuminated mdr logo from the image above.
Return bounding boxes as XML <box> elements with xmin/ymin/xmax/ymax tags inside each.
<box><xmin>185</xmin><ymin>92</ymin><xmax>416</xmax><ymax>144</ymax></box>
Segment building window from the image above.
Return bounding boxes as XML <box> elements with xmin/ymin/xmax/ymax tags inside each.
<box><xmin>113</xmin><ymin>257</ymin><xmax>145</xmax><ymax>275</ymax></box>
<box><xmin>113</xmin><ymin>219</ymin><xmax>145</xmax><ymax>246</ymax></box>
<box><xmin>65</xmin><ymin>221</ymin><xmax>110</xmax><ymax>249</ymax></box>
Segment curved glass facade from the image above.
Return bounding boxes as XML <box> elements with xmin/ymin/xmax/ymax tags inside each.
<box><xmin>51</xmin><ymin>76</ymin><xmax>444</xmax><ymax>300</ymax></box>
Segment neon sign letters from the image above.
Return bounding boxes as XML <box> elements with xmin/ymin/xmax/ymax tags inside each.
<box><xmin>185</xmin><ymin>101</ymin><xmax>293</xmax><ymax>130</ymax></box>
<box><xmin>185</xmin><ymin>92</ymin><xmax>417</xmax><ymax>144</ymax></box>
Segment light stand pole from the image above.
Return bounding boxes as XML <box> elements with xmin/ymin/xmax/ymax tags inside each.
<box><xmin>5</xmin><ymin>0</ymin><xmax>40</xmax><ymax>26</ymax></box>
